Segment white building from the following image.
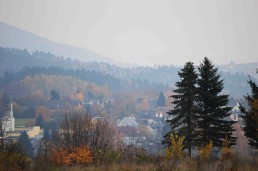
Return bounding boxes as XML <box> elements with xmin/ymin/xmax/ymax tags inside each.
<box><xmin>230</xmin><ymin>101</ymin><xmax>242</xmax><ymax>122</ymax></box>
<box><xmin>1</xmin><ymin>103</ymin><xmax>15</xmax><ymax>132</ymax></box>
<box><xmin>117</xmin><ymin>116</ymin><xmax>138</xmax><ymax>127</ymax></box>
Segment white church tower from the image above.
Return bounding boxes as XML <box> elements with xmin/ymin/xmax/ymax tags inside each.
<box><xmin>1</xmin><ymin>103</ymin><xmax>15</xmax><ymax>132</ymax></box>
<box><xmin>9</xmin><ymin>103</ymin><xmax>15</xmax><ymax>131</ymax></box>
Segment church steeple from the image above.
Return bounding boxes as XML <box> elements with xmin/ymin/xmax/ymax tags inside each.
<box><xmin>10</xmin><ymin>103</ymin><xmax>13</xmax><ymax>118</ymax></box>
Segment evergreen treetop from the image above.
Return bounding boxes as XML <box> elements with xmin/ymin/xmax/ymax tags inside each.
<box><xmin>240</xmin><ymin>74</ymin><xmax>258</xmax><ymax>149</ymax></box>
<box><xmin>165</xmin><ymin>61</ymin><xmax>198</xmax><ymax>157</ymax></box>
<box><xmin>157</xmin><ymin>92</ymin><xmax>166</xmax><ymax>107</ymax></box>
<box><xmin>18</xmin><ymin>131</ymin><xmax>34</xmax><ymax>157</ymax></box>
<box><xmin>195</xmin><ymin>57</ymin><xmax>236</xmax><ymax>148</ymax></box>
<box><xmin>35</xmin><ymin>114</ymin><xmax>45</xmax><ymax>128</ymax></box>
<box><xmin>50</xmin><ymin>89</ymin><xmax>60</xmax><ymax>100</ymax></box>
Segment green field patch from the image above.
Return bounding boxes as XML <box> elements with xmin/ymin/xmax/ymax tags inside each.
<box><xmin>15</xmin><ymin>118</ymin><xmax>35</xmax><ymax>127</ymax></box>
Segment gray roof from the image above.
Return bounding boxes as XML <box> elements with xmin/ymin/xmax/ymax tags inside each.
<box><xmin>117</xmin><ymin>116</ymin><xmax>138</xmax><ymax>127</ymax></box>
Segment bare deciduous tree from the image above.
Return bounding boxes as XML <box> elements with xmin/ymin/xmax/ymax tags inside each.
<box><xmin>53</xmin><ymin>110</ymin><xmax>116</xmax><ymax>154</ymax></box>
<box><xmin>0</xmin><ymin>118</ymin><xmax>8</xmax><ymax>151</ymax></box>
<box><xmin>90</xmin><ymin>117</ymin><xmax>116</xmax><ymax>153</ymax></box>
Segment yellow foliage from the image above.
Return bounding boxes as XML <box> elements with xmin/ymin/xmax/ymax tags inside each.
<box><xmin>166</xmin><ymin>133</ymin><xmax>185</xmax><ymax>160</ymax></box>
<box><xmin>20</xmin><ymin>75</ymin><xmax>108</xmax><ymax>101</ymax></box>
<box><xmin>251</xmin><ymin>99</ymin><xmax>258</xmax><ymax>111</ymax></box>
<box><xmin>199</xmin><ymin>141</ymin><xmax>213</xmax><ymax>160</ymax></box>
<box><xmin>221</xmin><ymin>136</ymin><xmax>232</xmax><ymax>160</ymax></box>
<box><xmin>73</xmin><ymin>92</ymin><xmax>84</xmax><ymax>102</ymax></box>
<box><xmin>165</xmin><ymin>147</ymin><xmax>172</xmax><ymax>160</ymax></box>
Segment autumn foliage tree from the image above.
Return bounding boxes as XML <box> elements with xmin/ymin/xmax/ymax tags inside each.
<box><xmin>199</xmin><ymin>141</ymin><xmax>213</xmax><ymax>160</ymax></box>
<box><xmin>221</xmin><ymin>136</ymin><xmax>232</xmax><ymax>160</ymax></box>
<box><xmin>51</xmin><ymin>146</ymin><xmax>92</xmax><ymax>166</ymax></box>
<box><xmin>52</xmin><ymin>110</ymin><xmax>116</xmax><ymax>164</ymax></box>
<box><xmin>165</xmin><ymin>133</ymin><xmax>185</xmax><ymax>160</ymax></box>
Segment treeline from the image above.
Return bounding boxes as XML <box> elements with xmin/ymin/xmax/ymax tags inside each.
<box><xmin>0</xmin><ymin>47</ymin><xmax>82</xmax><ymax>76</ymax></box>
<box><xmin>0</xmin><ymin>47</ymin><xmax>167</xmax><ymax>91</ymax></box>
<box><xmin>0</xmin><ymin>47</ymin><xmax>179</xmax><ymax>84</ymax></box>
<box><xmin>4</xmin><ymin>74</ymin><xmax>109</xmax><ymax>100</ymax></box>
<box><xmin>1</xmin><ymin>66</ymin><xmax>121</xmax><ymax>91</ymax></box>
<box><xmin>0</xmin><ymin>66</ymin><xmax>165</xmax><ymax>93</ymax></box>
<box><xmin>1</xmin><ymin>46</ymin><xmax>257</xmax><ymax>96</ymax></box>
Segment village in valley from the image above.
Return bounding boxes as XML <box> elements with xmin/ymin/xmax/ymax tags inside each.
<box><xmin>1</xmin><ymin>90</ymin><xmax>248</xmax><ymax>156</ymax></box>
<box><xmin>0</xmin><ymin>49</ymin><xmax>256</xmax><ymax>170</ymax></box>
<box><xmin>1</xmin><ymin>1</ymin><xmax>258</xmax><ymax>169</ymax></box>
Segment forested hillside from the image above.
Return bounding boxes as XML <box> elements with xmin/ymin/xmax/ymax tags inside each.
<box><xmin>0</xmin><ymin>47</ymin><xmax>256</xmax><ymax>97</ymax></box>
<box><xmin>1</xmin><ymin>66</ymin><xmax>122</xmax><ymax>91</ymax></box>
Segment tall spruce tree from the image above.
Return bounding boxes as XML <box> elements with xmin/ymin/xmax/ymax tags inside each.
<box><xmin>18</xmin><ymin>131</ymin><xmax>34</xmax><ymax>157</ymax></box>
<box><xmin>50</xmin><ymin>89</ymin><xmax>60</xmax><ymax>100</ymax></box>
<box><xmin>165</xmin><ymin>62</ymin><xmax>198</xmax><ymax>157</ymax></box>
<box><xmin>157</xmin><ymin>92</ymin><xmax>166</xmax><ymax>107</ymax></box>
<box><xmin>35</xmin><ymin>114</ymin><xmax>45</xmax><ymax>128</ymax></box>
<box><xmin>195</xmin><ymin>57</ymin><xmax>236</xmax><ymax>148</ymax></box>
<box><xmin>240</xmin><ymin>75</ymin><xmax>258</xmax><ymax>149</ymax></box>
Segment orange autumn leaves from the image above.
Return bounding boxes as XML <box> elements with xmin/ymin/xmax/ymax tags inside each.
<box><xmin>51</xmin><ymin>145</ymin><xmax>93</xmax><ymax>166</ymax></box>
<box><xmin>251</xmin><ymin>99</ymin><xmax>258</xmax><ymax>113</ymax></box>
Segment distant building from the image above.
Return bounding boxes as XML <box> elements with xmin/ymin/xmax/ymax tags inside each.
<box><xmin>0</xmin><ymin>104</ymin><xmax>43</xmax><ymax>142</ymax></box>
<box><xmin>117</xmin><ymin>116</ymin><xmax>139</xmax><ymax>127</ymax></box>
<box><xmin>1</xmin><ymin>103</ymin><xmax>15</xmax><ymax>132</ymax></box>
<box><xmin>155</xmin><ymin>112</ymin><xmax>163</xmax><ymax>118</ymax></box>
<box><xmin>6</xmin><ymin>126</ymin><xmax>44</xmax><ymax>142</ymax></box>
<box><xmin>229</xmin><ymin>101</ymin><xmax>245</xmax><ymax>127</ymax></box>
<box><xmin>116</xmin><ymin>126</ymin><xmax>141</xmax><ymax>145</ymax></box>
<box><xmin>13</xmin><ymin>126</ymin><xmax>43</xmax><ymax>139</ymax></box>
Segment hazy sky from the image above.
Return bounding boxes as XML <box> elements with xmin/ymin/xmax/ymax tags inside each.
<box><xmin>1</xmin><ymin>0</ymin><xmax>258</xmax><ymax>66</ymax></box>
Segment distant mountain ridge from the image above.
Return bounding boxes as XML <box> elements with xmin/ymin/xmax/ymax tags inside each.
<box><xmin>0</xmin><ymin>21</ymin><xmax>257</xmax><ymax>97</ymax></box>
<box><xmin>0</xmin><ymin>21</ymin><xmax>110</xmax><ymax>63</ymax></box>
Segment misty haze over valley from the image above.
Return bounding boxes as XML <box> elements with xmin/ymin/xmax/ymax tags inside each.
<box><xmin>0</xmin><ymin>1</ymin><xmax>258</xmax><ymax>170</ymax></box>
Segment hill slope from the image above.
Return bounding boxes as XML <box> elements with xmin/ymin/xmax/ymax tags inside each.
<box><xmin>0</xmin><ymin>22</ymin><xmax>109</xmax><ymax>63</ymax></box>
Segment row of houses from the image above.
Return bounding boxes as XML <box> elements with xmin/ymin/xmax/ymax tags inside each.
<box><xmin>116</xmin><ymin>107</ymin><xmax>169</xmax><ymax>153</ymax></box>
<box><xmin>116</xmin><ymin>98</ymin><xmax>244</xmax><ymax>153</ymax></box>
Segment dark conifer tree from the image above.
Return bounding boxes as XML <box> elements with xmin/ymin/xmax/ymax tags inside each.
<box><xmin>50</xmin><ymin>89</ymin><xmax>60</xmax><ymax>100</ymax></box>
<box><xmin>35</xmin><ymin>114</ymin><xmax>45</xmax><ymax>128</ymax></box>
<box><xmin>164</xmin><ymin>62</ymin><xmax>198</xmax><ymax>157</ymax></box>
<box><xmin>18</xmin><ymin>131</ymin><xmax>34</xmax><ymax>157</ymax></box>
<box><xmin>240</xmin><ymin>75</ymin><xmax>258</xmax><ymax>149</ymax></box>
<box><xmin>157</xmin><ymin>92</ymin><xmax>166</xmax><ymax>107</ymax></box>
<box><xmin>195</xmin><ymin>57</ymin><xmax>236</xmax><ymax>148</ymax></box>
<box><xmin>2</xmin><ymin>93</ymin><xmax>9</xmax><ymax>106</ymax></box>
